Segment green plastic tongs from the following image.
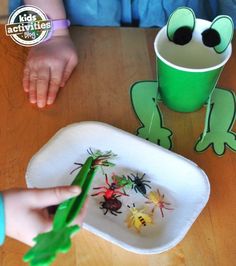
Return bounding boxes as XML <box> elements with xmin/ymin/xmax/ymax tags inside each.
<box><xmin>23</xmin><ymin>150</ymin><xmax>116</xmax><ymax>266</ymax></box>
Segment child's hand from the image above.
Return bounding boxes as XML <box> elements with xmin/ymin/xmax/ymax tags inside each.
<box><xmin>23</xmin><ymin>34</ymin><xmax>78</xmax><ymax>108</ymax></box>
<box><xmin>3</xmin><ymin>186</ymin><xmax>86</xmax><ymax>246</ymax></box>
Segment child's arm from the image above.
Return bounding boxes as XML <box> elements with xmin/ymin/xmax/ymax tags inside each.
<box><xmin>1</xmin><ymin>186</ymin><xmax>86</xmax><ymax>246</ymax></box>
<box><xmin>25</xmin><ymin>0</ymin><xmax>68</xmax><ymax>33</ymax></box>
<box><xmin>23</xmin><ymin>0</ymin><xmax>78</xmax><ymax>108</ymax></box>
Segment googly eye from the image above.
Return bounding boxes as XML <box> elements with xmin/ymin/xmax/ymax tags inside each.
<box><xmin>201</xmin><ymin>28</ymin><xmax>221</xmax><ymax>47</ymax></box>
<box><xmin>173</xmin><ymin>26</ymin><xmax>193</xmax><ymax>45</ymax></box>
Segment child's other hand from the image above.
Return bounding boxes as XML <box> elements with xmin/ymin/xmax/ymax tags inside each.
<box><xmin>3</xmin><ymin>186</ymin><xmax>86</xmax><ymax>246</ymax></box>
<box><xmin>23</xmin><ymin>34</ymin><xmax>78</xmax><ymax>108</ymax></box>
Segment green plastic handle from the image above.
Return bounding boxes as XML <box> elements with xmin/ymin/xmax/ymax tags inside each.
<box><xmin>65</xmin><ymin>167</ymin><xmax>97</xmax><ymax>225</ymax></box>
<box><xmin>53</xmin><ymin>156</ymin><xmax>93</xmax><ymax>230</ymax></box>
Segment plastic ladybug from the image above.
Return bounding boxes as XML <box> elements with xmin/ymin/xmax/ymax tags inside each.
<box><xmin>99</xmin><ymin>195</ymin><xmax>122</xmax><ymax>216</ymax></box>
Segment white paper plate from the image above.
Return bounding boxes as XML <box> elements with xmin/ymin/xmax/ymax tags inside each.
<box><xmin>25</xmin><ymin>121</ymin><xmax>210</xmax><ymax>254</ymax></box>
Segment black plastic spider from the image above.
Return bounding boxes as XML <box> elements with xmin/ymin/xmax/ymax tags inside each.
<box><xmin>128</xmin><ymin>173</ymin><xmax>151</xmax><ymax>195</ymax></box>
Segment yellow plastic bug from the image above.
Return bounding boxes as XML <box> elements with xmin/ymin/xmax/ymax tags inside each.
<box><xmin>126</xmin><ymin>204</ymin><xmax>153</xmax><ymax>233</ymax></box>
<box><xmin>145</xmin><ymin>189</ymin><xmax>173</xmax><ymax>217</ymax></box>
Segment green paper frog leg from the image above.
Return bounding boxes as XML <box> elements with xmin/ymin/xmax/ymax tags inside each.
<box><xmin>130</xmin><ymin>81</ymin><xmax>173</xmax><ymax>149</ymax></box>
<box><xmin>195</xmin><ymin>88</ymin><xmax>236</xmax><ymax>155</ymax></box>
<box><xmin>23</xmin><ymin>225</ymin><xmax>79</xmax><ymax>266</ymax></box>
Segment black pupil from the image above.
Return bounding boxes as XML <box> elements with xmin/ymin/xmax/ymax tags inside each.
<box><xmin>173</xmin><ymin>26</ymin><xmax>193</xmax><ymax>45</ymax></box>
<box><xmin>202</xmin><ymin>28</ymin><xmax>221</xmax><ymax>47</ymax></box>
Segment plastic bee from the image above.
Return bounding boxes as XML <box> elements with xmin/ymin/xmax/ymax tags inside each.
<box><xmin>145</xmin><ymin>189</ymin><xmax>173</xmax><ymax>217</ymax></box>
<box><xmin>126</xmin><ymin>204</ymin><xmax>153</xmax><ymax>233</ymax></box>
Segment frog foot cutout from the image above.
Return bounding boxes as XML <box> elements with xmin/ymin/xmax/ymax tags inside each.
<box><xmin>23</xmin><ymin>225</ymin><xmax>79</xmax><ymax>266</ymax></box>
<box><xmin>195</xmin><ymin>88</ymin><xmax>236</xmax><ymax>156</ymax></box>
<box><xmin>137</xmin><ymin>126</ymin><xmax>172</xmax><ymax>149</ymax></box>
<box><xmin>195</xmin><ymin>131</ymin><xmax>236</xmax><ymax>156</ymax></box>
<box><xmin>130</xmin><ymin>80</ymin><xmax>173</xmax><ymax>150</ymax></box>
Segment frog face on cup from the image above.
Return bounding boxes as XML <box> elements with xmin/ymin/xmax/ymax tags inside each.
<box><xmin>154</xmin><ymin>7</ymin><xmax>234</xmax><ymax>71</ymax></box>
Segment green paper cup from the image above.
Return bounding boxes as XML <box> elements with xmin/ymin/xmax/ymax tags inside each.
<box><xmin>154</xmin><ymin>19</ymin><xmax>232</xmax><ymax>112</ymax></box>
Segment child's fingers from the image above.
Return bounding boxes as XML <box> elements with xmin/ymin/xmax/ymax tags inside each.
<box><xmin>60</xmin><ymin>69</ymin><xmax>71</xmax><ymax>88</ymax></box>
<box><xmin>23</xmin><ymin>66</ymin><xmax>30</xmax><ymax>92</ymax></box>
<box><xmin>47</xmin><ymin>65</ymin><xmax>64</xmax><ymax>105</ymax></box>
<box><xmin>29</xmin><ymin>71</ymin><xmax>37</xmax><ymax>104</ymax></box>
<box><xmin>28</xmin><ymin>186</ymin><xmax>81</xmax><ymax>208</ymax></box>
<box><xmin>36</xmin><ymin>67</ymin><xmax>50</xmax><ymax>108</ymax></box>
<box><xmin>60</xmin><ymin>56</ymin><xmax>78</xmax><ymax>87</ymax></box>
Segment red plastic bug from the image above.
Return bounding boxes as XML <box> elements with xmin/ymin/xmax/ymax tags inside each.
<box><xmin>91</xmin><ymin>174</ymin><xmax>129</xmax><ymax>199</ymax></box>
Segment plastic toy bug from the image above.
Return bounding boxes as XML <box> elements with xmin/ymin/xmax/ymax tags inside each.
<box><xmin>126</xmin><ymin>203</ymin><xmax>153</xmax><ymax>233</ymax></box>
<box><xmin>111</xmin><ymin>174</ymin><xmax>133</xmax><ymax>191</ymax></box>
<box><xmin>70</xmin><ymin>149</ymin><xmax>116</xmax><ymax>174</ymax></box>
<box><xmin>99</xmin><ymin>195</ymin><xmax>122</xmax><ymax>216</ymax></box>
<box><xmin>128</xmin><ymin>173</ymin><xmax>151</xmax><ymax>195</ymax></box>
<box><xmin>91</xmin><ymin>174</ymin><xmax>129</xmax><ymax>199</ymax></box>
<box><xmin>145</xmin><ymin>189</ymin><xmax>173</xmax><ymax>217</ymax></box>
<box><xmin>88</xmin><ymin>148</ymin><xmax>116</xmax><ymax>168</ymax></box>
